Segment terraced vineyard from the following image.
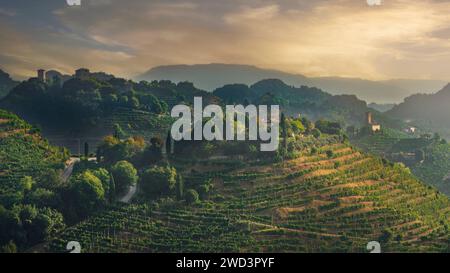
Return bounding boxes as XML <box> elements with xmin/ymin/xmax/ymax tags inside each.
<box><xmin>101</xmin><ymin>108</ymin><xmax>173</xmax><ymax>140</ymax></box>
<box><xmin>45</xmin><ymin>108</ymin><xmax>173</xmax><ymax>154</ymax></box>
<box><xmin>0</xmin><ymin>109</ymin><xmax>69</xmax><ymax>207</ymax></box>
<box><xmin>351</xmin><ymin>128</ymin><xmax>411</xmax><ymax>155</ymax></box>
<box><xmin>47</xmin><ymin>136</ymin><xmax>450</xmax><ymax>253</ymax></box>
<box><xmin>350</xmin><ymin>127</ymin><xmax>450</xmax><ymax>197</ymax></box>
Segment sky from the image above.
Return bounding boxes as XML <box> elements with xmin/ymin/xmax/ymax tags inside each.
<box><xmin>1</xmin><ymin>0</ymin><xmax>450</xmax><ymax>80</ymax></box>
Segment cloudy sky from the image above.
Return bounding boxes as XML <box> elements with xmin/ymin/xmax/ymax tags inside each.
<box><xmin>1</xmin><ymin>0</ymin><xmax>450</xmax><ymax>80</ymax></box>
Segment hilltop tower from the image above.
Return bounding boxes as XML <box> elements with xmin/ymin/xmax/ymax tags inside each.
<box><xmin>75</xmin><ymin>68</ymin><xmax>90</xmax><ymax>80</ymax></box>
<box><xmin>37</xmin><ymin>69</ymin><xmax>45</xmax><ymax>82</ymax></box>
<box><xmin>365</xmin><ymin>111</ymin><xmax>381</xmax><ymax>133</ymax></box>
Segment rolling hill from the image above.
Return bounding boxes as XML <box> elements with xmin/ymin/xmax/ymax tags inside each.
<box><xmin>387</xmin><ymin>84</ymin><xmax>450</xmax><ymax>139</ymax></box>
<box><xmin>46</xmin><ymin>135</ymin><xmax>450</xmax><ymax>253</ymax></box>
<box><xmin>138</xmin><ymin>64</ymin><xmax>447</xmax><ymax>104</ymax></box>
<box><xmin>0</xmin><ymin>109</ymin><xmax>69</xmax><ymax>208</ymax></box>
<box><xmin>0</xmin><ymin>70</ymin><xmax>403</xmax><ymax>155</ymax></box>
<box><xmin>213</xmin><ymin>79</ymin><xmax>403</xmax><ymax>129</ymax></box>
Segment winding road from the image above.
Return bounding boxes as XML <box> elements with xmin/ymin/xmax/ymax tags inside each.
<box><xmin>62</xmin><ymin>157</ymin><xmax>137</xmax><ymax>204</ymax></box>
<box><xmin>62</xmin><ymin>157</ymin><xmax>80</xmax><ymax>182</ymax></box>
<box><xmin>61</xmin><ymin>157</ymin><xmax>97</xmax><ymax>182</ymax></box>
<box><xmin>119</xmin><ymin>184</ymin><xmax>137</xmax><ymax>203</ymax></box>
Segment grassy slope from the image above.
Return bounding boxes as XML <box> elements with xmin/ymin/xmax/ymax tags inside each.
<box><xmin>0</xmin><ymin>109</ymin><xmax>69</xmax><ymax>204</ymax></box>
<box><xmin>411</xmin><ymin>144</ymin><xmax>450</xmax><ymax>195</ymax></box>
<box><xmin>40</xmin><ymin>108</ymin><xmax>173</xmax><ymax>155</ymax></box>
<box><xmin>47</xmin><ymin>136</ymin><xmax>450</xmax><ymax>253</ymax></box>
<box><xmin>351</xmin><ymin>129</ymin><xmax>450</xmax><ymax>195</ymax></box>
<box><xmin>350</xmin><ymin>128</ymin><xmax>412</xmax><ymax>155</ymax></box>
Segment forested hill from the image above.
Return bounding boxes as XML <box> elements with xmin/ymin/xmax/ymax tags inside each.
<box><xmin>0</xmin><ymin>75</ymin><xmax>210</xmax><ymax>152</ymax></box>
<box><xmin>0</xmin><ymin>109</ymin><xmax>70</xmax><ymax>252</ymax></box>
<box><xmin>1</xmin><ymin>70</ymin><xmax>398</xmax><ymax>141</ymax></box>
<box><xmin>0</xmin><ymin>69</ymin><xmax>19</xmax><ymax>99</ymax></box>
<box><xmin>387</xmin><ymin>83</ymin><xmax>450</xmax><ymax>139</ymax></box>
<box><xmin>214</xmin><ymin>79</ymin><xmax>399</xmax><ymax>128</ymax></box>
<box><xmin>0</xmin><ymin>69</ymin><xmax>408</xmax><ymax>152</ymax></box>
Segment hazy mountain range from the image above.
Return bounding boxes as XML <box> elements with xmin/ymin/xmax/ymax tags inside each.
<box><xmin>388</xmin><ymin>83</ymin><xmax>450</xmax><ymax>139</ymax></box>
<box><xmin>138</xmin><ymin>64</ymin><xmax>447</xmax><ymax>104</ymax></box>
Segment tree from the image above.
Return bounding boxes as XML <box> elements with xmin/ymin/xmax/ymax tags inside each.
<box><xmin>301</xmin><ymin>117</ymin><xmax>313</xmax><ymax>133</ymax></box>
<box><xmin>0</xmin><ymin>191</ymin><xmax>24</xmax><ymax>208</ymax></box>
<box><xmin>326</xmin><ymin>150</ymin><xmax>334</xmax><ymax>158</ymax></box>
<box><xmin>144</xmin><ymin>137</ymin><xmax>164</xmax><ymax>164</ymax></box>
<box><xmin>176</xmin><ymin>174</ymin><xmax>184</xmax><ymax>200</ymax></box>
<box><xmin>27</xmin><ymin>207</ymin><xmax>65</xmax><ymax>245</ymax></box>
<box><xmin>0</xmin><ymin>241</ymin><xmax>17</xmax><ymax>253</ymax></box>
<box><xmin>90</xmin><ymin>168</ymin><xmax>110</xmax><ymax>193</ymax></box>
<box><xmin>198</xmin><ymin>184</ymin><xmax>211</xmax><ymax>200</ymax></box>
<box><xmin>140</xmin><ymin>94</ymin><xmax>164</xmax><ymax>114</ymax></box>
<box><xmin>84</xmin><ymin>142</ymin><xmax>89</xmax><ymax>158</ymax></box>
<box><xmin>0</xmin><ymin>206</ymin><xmax>21</xmax><ymax>246</ymax></box>
<box><xmin>110</xmin><ymin>161</ymin><xmax>138</xmax><ymax>195</ymax></box>
<box><xmin>18</xmin><ymin>176</ymin><xmax>34</xmax><ymax>192</ymax></box>
<box><xmin>96</xmin><ymin>147</ymin><xmax>102</xmax><ymax>162</ymax></box>
<box><xmin>166</xmin><ymin>130</ymin><xmax>173</xmax><ymax>156</ymax></box>
<box><xmin>119</xmin><ymin>96</ymin><xmax>129</xmax><ymax>107</ymax></box>
<box><xmin>140</xmin><ymin>166</ymin><xmax>177</xmax><ymax>198</ymax></box>
<box><xmin>290</xmin><ymin>119</ymin><xmax>305</xmax><ymax>134</ymax></box>
<box><xmin>315</xmin><ymin>120</ymin><xmax>341</xmax><ymax>135</ymax></box>
<box><xmin>185</xmin><ymin>189</ymin><xmax>199</xmax><ymax>205</ymax></box>
<box><xmin>70</xmin><ymin>171</ymin><xmax>105</xmax><ymax>217</ymax></box>
<box><xmin>379</xmin><ymin>229</ymin><xmax>393</xmax><ymax>244</ymax></box>
<box><xmin>25</xmin><ymin>188</ymin><xmax>58</xmax><ymax>208</ymax></box>
<box><xmin>11</xmin><ymin>205</ymin><xmax>65</xmax><ymax>246</ymax></box>
<box><xmin>38</xmin><ymin>169</ymin><xmax>64</xmax><ymax>191</ymax></box>
<box><xmin>113</xmin><ymin>123</ymin><xmax>125</xmax><ymax>140</ymax></box>
<box><xmin>128</xmin><ymin>96</ymin><xmax>140</xmax><ymax>109</ymax></box>
<box><xmin>280</xmin><ymin>113</ymin><xmax>287</xmax><ymax>154</ymax></box>
<box><xmin>311</xmin><ymin>128</ymin><xmax>321</xmax><ymax>138</ymax></box>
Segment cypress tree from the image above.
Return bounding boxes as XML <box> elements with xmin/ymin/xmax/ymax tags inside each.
<box><xmin>280</xmin><ymin>113</ymin><xmax>288</xmax><ymax>153</ymax></box>
<box><xmin>176</xmin><ymin>174</ymin><xmax>184</xmax><ymax>200</ymax></box>
<box><xmin>166</xmin><ymin>130</ymin><xmax>172</xmax><ymax>156</ymax></box>
<box><xmin>84</xmin><ymin>142</ymin><xmax>89</xmax><ymax>158</ymax></box>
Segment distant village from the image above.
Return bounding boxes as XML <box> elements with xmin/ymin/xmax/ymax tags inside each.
<box><xmin>35</xmin><ymin>68</ymin><xmax>115</xmax><ymax>86</ymax></box>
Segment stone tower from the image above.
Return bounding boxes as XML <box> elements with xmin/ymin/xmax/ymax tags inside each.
<box><xmin>366</xmin><ymin>112</ymin><xmax>373</xmax><ymax>125</ymax></box>
<box><xmin>37</xmin><ymin>69</ymin><xmax>45</xmax><ymax>82</ymax></box>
